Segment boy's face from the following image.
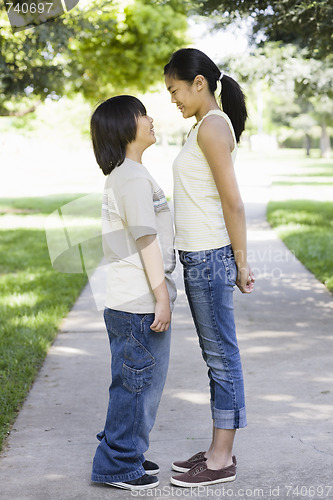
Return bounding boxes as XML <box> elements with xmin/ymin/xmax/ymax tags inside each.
<box><xmin>134</xmin><ymin>114</ymin><xmax>156</xmax><ymax>149</ymax></box>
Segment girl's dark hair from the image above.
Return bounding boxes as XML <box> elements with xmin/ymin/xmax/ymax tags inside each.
<box><xmin>164</xmin><ymin>48</ymin><xmax>247</xmax><ymax>143</ymax></box>
<box><xmin>90</xmin><ymin>95</ymin><xmax>146</xmax><ymax>175</ymax></box>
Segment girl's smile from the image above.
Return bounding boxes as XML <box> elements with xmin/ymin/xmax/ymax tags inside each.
<box><xmin>165</xmin><ymin>74</ymin><xmax>218</xmax><ymax>122</ymax></box>
<box><xmin>165</xmin><ymin>75</ymin><xmax>197</xmax><ymax>119</ymax></box>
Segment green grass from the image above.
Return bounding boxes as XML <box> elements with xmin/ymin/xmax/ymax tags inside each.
<box><xmin>0</xmin><ymin>196</ymin><xmax>89</xmax><ymax>451</ymax></box>
<box><xmin>264</xmin><ymin>149</ymin><xmax>333</xmax><ymax>293</ymax></box>
<box><xmin>267</xmin><ymin>200</ymin><xmax>333</xmax><ymax>292</ymax></box>
<box><xmin>0</xmin><ymin>194</ymin><xmax>84</xmax><ymax>215</ymax></box>
<box><xmin>273</xmin><ymin>181</ymin><xmax>333</xmax><ymax>186</ymax></box>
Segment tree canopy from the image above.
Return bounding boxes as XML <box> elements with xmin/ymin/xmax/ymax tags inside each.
<box><xmin>0</xmin><ymin>0</ymin><xmax>188</xmax><ymax>115</ymax></box>
<box><xmin>225</xmin><ymin>42</ymin><xmax>333</xmax><ymax>155</ymax></box>
<box><xmin>196</xmin><ymin>0</ymin><xmax>333</xmax><ymax>59</ymax></box>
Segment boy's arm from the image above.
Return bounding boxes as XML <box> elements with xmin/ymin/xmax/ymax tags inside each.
<box><xmin>136</xmin><ymin>234</ymin><xmax>171</xmax><ymax>333</ymax></box>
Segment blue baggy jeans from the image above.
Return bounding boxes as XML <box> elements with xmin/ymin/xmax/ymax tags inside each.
<box><xmin>179</xmin><ymin>245</ymin><xmax>247</xmax><ymax>429</ymax></box>
<box><xmin>91</xmin><ymin>308</ymin><xmax>171</xmax><ymax>483</ymax></box>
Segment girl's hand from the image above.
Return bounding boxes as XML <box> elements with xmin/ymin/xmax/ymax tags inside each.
<box><xmin>236</xmin><ymin>264</ymin><xmax>255</xmax><ymax>294</ymax></box>
<box><xmin>150</xmin><ymin>300</ymin><xmax>171</xmax><ymax>333</ymax></box>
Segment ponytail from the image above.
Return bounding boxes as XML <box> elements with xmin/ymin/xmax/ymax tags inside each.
<box><xmin>164</xmin><ymin>48</ymin><xmax>247</xmax><ymax>143</ymax></box>
<box><xmin>220</xmin><ymin>75</ymin><xmax>247</xmax><ymax>143</ymax></box>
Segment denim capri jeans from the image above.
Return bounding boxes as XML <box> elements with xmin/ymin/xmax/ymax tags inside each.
<box><xmin>179</xmin><ymin>244</ymin><xmax>247</xmax><ymax>430</ymax></box>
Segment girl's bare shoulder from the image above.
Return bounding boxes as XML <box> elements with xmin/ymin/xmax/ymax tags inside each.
<box><xmin>198</xmin><ymin>113</ymin><xmax>233</xmax><ymax>149</ymax></box>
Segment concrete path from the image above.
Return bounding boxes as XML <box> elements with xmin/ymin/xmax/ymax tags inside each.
<box><xmin>1</xmin><ymin>182</ymin><xmax>333</xmax><ymax>500</ymax></box>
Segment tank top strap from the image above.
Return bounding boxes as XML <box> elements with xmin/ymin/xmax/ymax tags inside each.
<box><xmin>195</xmin><ymin>109</ymin><xmax>237</xmax><ymax>152</ymax></box>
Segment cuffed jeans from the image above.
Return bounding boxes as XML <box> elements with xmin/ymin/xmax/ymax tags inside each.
<box><xmin>91</xmin><ymin>308</ymin><xmax>171</xmax><ymax>483</ymax></box>
<box><xmin>179</xmin><ymin>245</ymin><xmax>247</xmax><ymax>429</ymax></box>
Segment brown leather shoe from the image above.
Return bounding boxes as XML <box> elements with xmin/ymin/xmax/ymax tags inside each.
<box><xmin>170</xmin><ymin>459</ymin><xmax>236</xmax><ymax>487</ymax></box>
<box><xmin>172</xmin><ymin>451</ymin><xmax>207</xmax><ymax>473</ymax></box>
<box><xmin>172</xmin><ymin>452</ymin><xmax>236</xmax><ymax>473</ymax></box>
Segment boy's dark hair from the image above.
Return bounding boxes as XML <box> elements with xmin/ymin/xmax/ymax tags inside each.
<box><xmin>164</xmin><ymin>48</ymin><xmax>247</xmax><ymax>143</ymax></box>
<box><xmin>90</xmin><ymin>95</ymin><xmax>146</xmax><ymax>175</ymax></box>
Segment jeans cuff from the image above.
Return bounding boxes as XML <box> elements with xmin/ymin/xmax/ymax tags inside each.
<box><xmin>91</xmin><ymin>466</ymin><xmax>145</xmax><ymax>484</ymax></box>
<box><xmin>211</xmin><ymin>402</ymin><xmax>247</xmax><ymax>429</ymax></box>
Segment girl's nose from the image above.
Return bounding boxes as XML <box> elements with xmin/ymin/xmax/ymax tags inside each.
<box><xmin>171</xmin><ymin>95</ymin><xmax>176</xmax><ymax>104</ymax></box>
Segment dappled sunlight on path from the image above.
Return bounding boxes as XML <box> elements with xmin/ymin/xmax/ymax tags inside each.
<box><xmin>0</xmin><ymin>146</ymin><xmax>332</xmax><ymax>498</ymax></box>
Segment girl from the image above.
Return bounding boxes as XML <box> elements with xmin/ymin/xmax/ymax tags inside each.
<box><xmin>164</xmin><ymin>48</ymin><xmax>254</xmax><ymax>487</ymax></box>
<box><xmin>90</xmin><ymin>95</ymin><xmax>177</xmax><ymax>491</ymax></box>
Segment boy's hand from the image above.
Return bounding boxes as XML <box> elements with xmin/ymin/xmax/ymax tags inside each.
<box><xmin>136</xmin><ymin>234</ymin><xmax>171</xmax><ymax>332</ymax></box>
<box><xmin>150</xmin><ymin>300</ymin><xmax>171</xmax><ymax>333</ymax></box>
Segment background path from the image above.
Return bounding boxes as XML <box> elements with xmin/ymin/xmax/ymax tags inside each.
<box><xmin>0</xmin><ymin>152</ymin><xmax>332</xmax><ymax>500</ymax></box>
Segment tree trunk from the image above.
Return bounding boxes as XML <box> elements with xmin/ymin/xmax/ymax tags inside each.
<box><xmin>320</xmin><ymin>121</ymin><xmax>331</xmax><ymax>158</ymax></box>
<box><xmin>256</xmin><ymin>80</ymin><xmax>264</xmax><ymax>134</ymax></box>
<box><xmin>305</xmin><ymin>133</ymin><xmax>311</xmax><ymax>157</ymax></box>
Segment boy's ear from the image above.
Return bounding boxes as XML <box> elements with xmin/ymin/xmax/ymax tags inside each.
<box><xmin>194</xmin><ymin>75</ymin><xmax>205</xmax><ymax>92</ymax></box>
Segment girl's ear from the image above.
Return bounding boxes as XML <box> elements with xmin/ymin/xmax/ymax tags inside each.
<box><xmin>194</xmin><ymin>75</ymin><xmax>205</xmax><ymax>92</ymax></box>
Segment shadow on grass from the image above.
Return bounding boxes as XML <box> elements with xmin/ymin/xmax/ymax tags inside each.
<box><xmin>0</xmin><ymin>194</ymin><xmax>89</xmax><ymax>216</ymax></box>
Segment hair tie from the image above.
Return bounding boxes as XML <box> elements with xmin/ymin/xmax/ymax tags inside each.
<box><xmin>219</xmin><ymin>71</ymin><xmax>224</xmax><ymax>81</ymax></box>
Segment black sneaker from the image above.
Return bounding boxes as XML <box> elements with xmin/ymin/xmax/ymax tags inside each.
<box><xmin>143</xmin><ymin>460</ymin><xmax>160</xmax><ymax>475</ymax></box>
<box><xmin>106</xmin><ymin>474</ymin><xmax>159</xmax><ymax>491</ymax></box>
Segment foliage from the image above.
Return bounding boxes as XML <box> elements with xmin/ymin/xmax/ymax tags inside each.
<box><xmin>71</xmin><ymin>0</ymin><xmax>188</xmax><ymax>101</ymax></box>
<box><xmin>0</xmin><ymin>11</ymin><xmax>72</xmax><ymax>114</ymax></box>
<box><xmin>0</xmin><ymin>0</ymin><xmax>188</xmax><ymax>114</ymax></box>
<box><xmin>196</xmin><ymin>0</ymin><xmax>333</xmax><ymax>59</ymax></box>
<box><xmin>224</xmin><ymin>42</ymin><xmax>333</xmax><ymax>154</ymax></box>
<box><xmin>0</xmin><ymin>195</ymin><xmax>88</xmax><ymax>451</ymax></box>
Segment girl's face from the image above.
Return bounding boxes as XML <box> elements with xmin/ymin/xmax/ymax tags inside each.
<box><xmin>165</xmin><ymin>75</ymin><xmax>199</xmax><ymax>119</ymax></box>
<box><xmin>134</xmin><ymin>113</ymin><xmax>156</xmax><ymax>149</ymax></box>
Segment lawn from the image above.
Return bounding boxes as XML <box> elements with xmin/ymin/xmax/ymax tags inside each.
<box><xmin>0</xmin><ymin>195</ymin><xmax>88</xmax><ymax>451</ymax></box>
<box><xmin>266</xmin><ymin>151</ymin><xmax>333</xmax><ymax>293</ymax></box>
<box><xmin>267</xmin><ymin>200</ymin><xmax>333</xmax><ymax>292</ymax></box>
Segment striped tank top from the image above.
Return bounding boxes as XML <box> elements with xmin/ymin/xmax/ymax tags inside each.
<box><xmin>173</xmin><ymin>109</ymin><xmax>237</xmax><ymax>251</ymax></box>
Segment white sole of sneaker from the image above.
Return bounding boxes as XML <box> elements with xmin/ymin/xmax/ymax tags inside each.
<box><xmin>106</xmin><ymin>480</ymin><xmax>159</xmax><ymax>491</ymax></box>
<box><xmin>145</xmin><ymin>468</ymin><xmax>160</xmax><ymax>475</ymax></box>
<box><xmin>170</xmin><ymin>474</ymin><xmax>236</xmax><ymax>487</ymax></box>
<box><xmin>172</xmin><ymin>464</ymin><xmax>190</xmax><ymax>473</ymax></box>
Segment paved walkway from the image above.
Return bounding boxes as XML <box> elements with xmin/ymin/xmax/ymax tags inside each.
<box><xmin>1</xmin><ymin>183</ymin><xmax>333</xmax><ymax>500</ymax></box>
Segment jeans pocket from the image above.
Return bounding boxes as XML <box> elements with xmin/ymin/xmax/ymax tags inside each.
<box><xmin>221</xmin><ymin>253</ymin><xmax>237</xmax><ymax>285</ymax></box>
<box><xmin>179</xmin><ymin>251</ymin><xmax>206</xmax><ymax>266</ymax></box>
<box><xmin>123</xmin><ymin>334</ymin><xmax>155</xmax><ymax>393</ymax></box>
<box><xmin>104</xmin><ymin>308</ymin><xmax>131</xmax><ymax>337</ymax></box>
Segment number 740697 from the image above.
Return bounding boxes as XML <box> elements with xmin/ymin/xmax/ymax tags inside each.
<box><xmin>6</xmin><ymin>3</ymin><xmax>54</xmax><ymax>14</ymax></box>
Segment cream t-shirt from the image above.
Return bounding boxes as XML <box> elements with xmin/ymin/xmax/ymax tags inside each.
<box><xmin>102</xmin><ymin>158</ymin><xmax>177</xmax><ymax>313</ymax></box>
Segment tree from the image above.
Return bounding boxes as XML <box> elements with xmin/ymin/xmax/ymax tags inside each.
<box><xmin>69</xmin><ymin>0</ymin><xmax>188</xmax><ymax>101</ymax></box>
<box><xmin>0</xmin><ymin>0</ymin><xmax>188</xmax><ymax>115</ymax></box>
<box><xmin>225</xmin><ymin>43</ymin><xmax>333</xmax><ymax>156</ymax></box>
<box><xmin>0</xmin><ymin>10</ymin><xmax>73</xmax><ymax>115</ymax></box>
<box><xmin>195</xmin><ymin>0</ymin><xmax>333</xmax><ymax>59</ymax></box>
